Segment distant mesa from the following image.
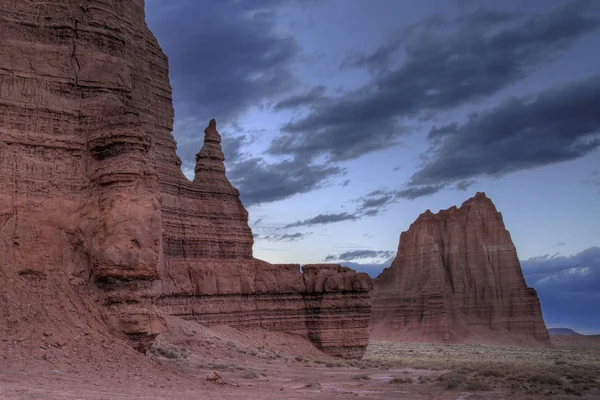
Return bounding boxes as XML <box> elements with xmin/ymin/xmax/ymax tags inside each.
<box><xmin>370</xmin><ymin>192</ymin><xmax>550</xmax><ymax>346</ymax></box>
<box><xmin>548</xmin><ymin>328</ymin><xmax>581</xmax><ymax>336</ymax></box>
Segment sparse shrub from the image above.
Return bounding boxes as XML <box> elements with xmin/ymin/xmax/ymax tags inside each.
<box><xmin>476</xmin><ymin>367</ymin><xmax>506</xmax><ymax>378</ymax></box>
<box><xmin>304</xmin><ymin>381</ymin><xmax>321</xmax><ymax>389</ymax></box>
<box><xmin>352</xmin><ymin>374</ymin><xmax>371</xmax><ymax>380</ymax></box>
<box><xmin>241</xmin><ymin>370</ymin><xmax>259</xmax><ymax>379</ymax></box>
<box><xmin>438</xmin><ymin>372</ymin><xmax>467</xmax><ymax>390</ymax></box>
<box><xmin>389</xmin><ymin>376</ymin><xmax>413</xmax><ymax>384</ymax></box>
<box><xmin>466</xmin><ymin>378</ymin><xmax>491</xmax><ymax>391</ymax></box>
<box><xmin>208</xmin><ymin>363</ymin><xmax>235</xmax><ymax>372</ymax></box>
<box><xmin>150</xmin><ymin>344</ymin><xmax>187</xmax><ymax>359</ymax></box>
<box><xmin>295</xmin><ymin>356</ymin><xmax>305</xmax><ymax>362</ymax></box>
<box><xmin>225</xmin><ymin>341</ymin><xmax>236</xmax><ymax>350</ymax></box>
<box><xmin>529</xmin><ymin>372</ymin><xmax>563</xmax><ymax>386</ymax></box>
<box><xmin>564</xmin><ymin>385</ymin><xmax>584</xmax><ymax>396</ymax></box>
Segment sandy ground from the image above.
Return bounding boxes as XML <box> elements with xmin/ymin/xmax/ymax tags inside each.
<box><xmin>1</xmin><ymin>318</ymin><xmax>599</xmax><ymax>399</ymax></box>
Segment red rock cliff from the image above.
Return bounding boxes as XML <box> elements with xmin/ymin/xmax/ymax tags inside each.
<box><xmin>371</xmin><ymin>193</ymin><xmax>549</xmax><ymax>346</ymax></box>
<box><xmin>0</xmin><ymin>0</ymin><xmax>371</xmax><ymax>359</ymax></box>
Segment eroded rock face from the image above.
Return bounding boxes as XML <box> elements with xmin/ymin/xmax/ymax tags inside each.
<box><xmin>156</xmin><ymin>263</ymin><xmax>372</xmax><ymax>359</ymax></box>
<box><xmin>371</xmin><ymin>193</ymin><xmax>549</xmax><ymax>346</ymax></box>
<box><xmin>0</xmin><ymin>0</ymin><xmax>371</xmax><ymax>358</ymax></box>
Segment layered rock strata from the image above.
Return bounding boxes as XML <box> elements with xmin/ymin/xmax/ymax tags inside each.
<box><xmin>371</xmin><ymin>193</ymin><xmax>549</xmax><ymax>345</ymax></box>
<box><xmin>0</xmin><ymin>0</ymin><xmax>371</xmax><ymax>359</ymax></box>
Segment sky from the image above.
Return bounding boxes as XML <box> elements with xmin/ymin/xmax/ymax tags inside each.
<box><xmin>146</xmin><ymin>0</ymin><xmax>600</xmax><ymax>333</ymax></box>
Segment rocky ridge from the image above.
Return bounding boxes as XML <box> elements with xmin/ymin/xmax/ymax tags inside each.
<box><xmin>370</xmin><ymin>193</ymin><xmax>549</xmax><ymax>346</ymax></box>
<box><xmin>0</xmin><ymin>0</ymin><xmax>371</xmax><ymax>360</ymax></box>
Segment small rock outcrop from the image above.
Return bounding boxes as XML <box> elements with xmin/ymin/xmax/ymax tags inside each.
<box><xmin>371</xmin><ymin>193</ymin><xmax>549</xmax><ymax>346</ymax></box>
<box><xmin>0</xmin><ymin>0</ymin><xmax>371</xmax><ymax>360</ymax></box>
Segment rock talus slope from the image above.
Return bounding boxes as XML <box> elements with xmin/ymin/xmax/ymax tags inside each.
<box><xmin>371</xmin><ymin>193</ymin><xmax>549</xmax><ymax>346</ymax></box>
<box><xmin>0</xmin><ymin>0</ymin><xmax>371</xmax><ymax>359</ymax></box>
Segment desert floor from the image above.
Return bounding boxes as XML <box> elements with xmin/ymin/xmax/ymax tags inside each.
<box><xmin>1</xmin><ymin>323</ymin><xmax>599</xmax><ymax>400</ymax></box>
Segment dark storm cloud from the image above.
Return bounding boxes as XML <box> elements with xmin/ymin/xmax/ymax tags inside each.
<box><xmin>146</xmin><ymin>0</ymin><xmax>315</xmax><ymax>166</ymax></box>
<box><xmin>522</xmin><ymin>247</ymin><xmax>600</xmax><ymax>331</ymax></box>
<box><xmin>410</xmin><ymin>75</ymin><xmax>600</xmax><ymax>187</ymax></box>
<box><xmin>223</xmin><ymin>130</ymin><xmax>342</xmax><ymax>208</ymax></box>
<box><xmin>324</xmin><ymin>250</ymin><xmax>395</xmax><ymax>262</ymax></box>
<box><xmin>227</xmin><ymin>156</ymin><xmax>342</xmax><ymax>206</ymax></box>
<box><xmin>268</xmin><ymin>1</ymin><xmax>600</xmax><ymax>162</ymax></box>
<box><xmin>273</xmin><ymin>86</ymin><xmax>327</xmax><ymax>111</ymax></box>
<box><xmin>147</xmin><ymin>0</ymin><xmax>301</xmax><ymax>119</ymax></box>
<box><xmin>222</xmin><ymin>134</ymin><xmax>248</xmax><ymax>165</ymax></box>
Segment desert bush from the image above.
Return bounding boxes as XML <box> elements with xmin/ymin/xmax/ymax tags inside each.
<box><xmin>389</xmin><ymin>376</ymin><xmax>413</xmax><ymax>384</ymax></box>
<box><xmin>352</xmin><ymin>374</ymin><xmax>371</xmax><ymax>380</ymax></box>
<box><xmin>241</xmin><ymin>369</ymin><xmax>259</xmax><ymax>379</ymax></box>
<box><xmin>564</xmin><ymin>385</ymin><xmax>584</xmax><ymax>396</ymax></box>
<box><xmin>466</xmin><ymin>378</ymin><xmax>492</xmax><ymax>391</ymax></box>
<box><xmin>528</xmin><ymin>372</ymin><xmax>563</xmax><ymax>386</ymax></box>
<box><xmin>150</xmin><ymin>344</ymin><xmax>188</xmax><ymax>360</ymax></box>
<box><xmin>207</xmin><ymin>362</ymin><xmax>235</xmax><ymax>372</ymax></box>
<box><xmin>475</xmin><ymin>366</ymin><xmax>506</xmax><ymax>378</ymax></box>
<box><xmin>304</xmin><ymin>381</ymin><xmax>321</xmax><ymax>389</ymax></box>
<box><xmin>438</xmin><ymin>372</ymin><xmax>467</xmax><ymax>389</ymax></box>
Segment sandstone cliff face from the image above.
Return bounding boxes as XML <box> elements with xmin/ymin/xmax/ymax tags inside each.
<box><xmin>0</xmin><ymin>0</ymin><xmax>371</xmax><ymax>359</ymax></box>
<box><xmin>371</xmin><ymin>193</ymin><xmax>549</xmax><ymax>346</ymax></box>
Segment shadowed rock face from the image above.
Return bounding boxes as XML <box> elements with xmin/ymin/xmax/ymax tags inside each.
<box><xmin>371</xmin><ymin>193</ymin><xmax>549</xmax><ymax>346</ymax></box>
<box><xmin>0</xmin><ymin>0</ymin><xmax>371</xmax><ymax>359</ymax></box>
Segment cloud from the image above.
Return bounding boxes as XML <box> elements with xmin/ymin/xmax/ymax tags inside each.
<box><xmin>324</xmin><ymin>250</ymin><xmax>395</xmax><ymax>262</ymax></box>
<box><xmin>354</xmin><ymin>189</ymin><xmax>397</xmax><ymax>215</ymax></box>
<box><xmin>336</xmin><ymin>257</ymin><xmax>396</xmax><ymax>278</ymax></box>
<box><xmin>455</xmin><ymin>180</ymin><xmax>476</xmax><ymax>191</ymax></box>
<box><xmin>268</xmin><ymin>1</ymin><xmax>600</xmax><ymax>162</ymax></box>
<box><xmin>273</xmin><ymin>85</ymin><xmax>327</xmax><ymax>111</ymax></box>
<box><xmin>146</xmin><ymin>0</ymin><xmax>317</xmax><ymax>167</ymax></box>
<box><xmin>522</xmin><ymin>247</ymin><xmax>600</xmax><ymax>332</ymax></box>
<box><xmin>255</xmin><ymin>232</ymin><xmax>310</xmax><ymax>242</ymax></box>
<box><xmin>227</xmin><ymin>156</ymin><xmax>342</xmax><ymax>206</ymax></box>
<box><xmin>147</xmin><ymin>1</ymin><xmax>301</xmax><ymax>121</ymax></box>
<box><xmin>284</xmin><ymin>212</ymin><xmax>359</xmax><ymax>228</ymax></box>
<box><xmin>283</xmin><ymin>188</ymin><xmax>399</xmax><ymax>227</ymax></box>
<box><xmin>395</xmin><ymin>184</ymin><xmax>445</xmax><ymax>200</ymax></box>
<box><xmin>410</xmin><ymin>75</ymin><xmax>600</xmax><ymax>187</ymax></box>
